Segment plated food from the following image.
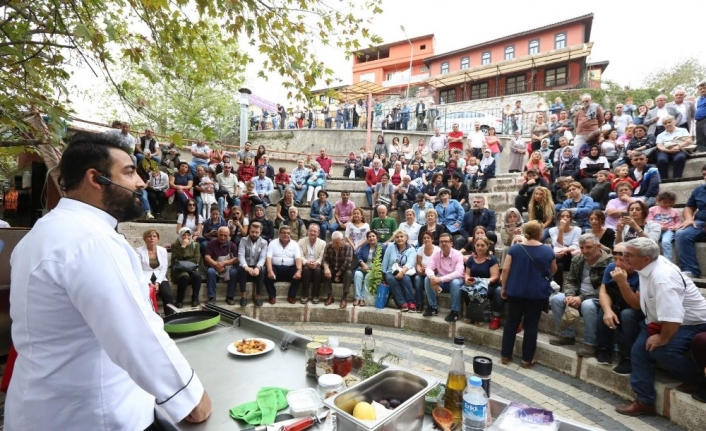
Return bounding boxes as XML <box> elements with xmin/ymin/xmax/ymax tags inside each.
<box><xmin>227</xmin><ymin>338</ymin><xmax>275</xmax><ymax>356</ymax></box>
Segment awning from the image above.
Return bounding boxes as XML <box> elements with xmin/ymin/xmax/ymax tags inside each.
<box><xmin>333</xmin><ymin>81</ymin><xmax>389</xmax><ymax>101</ymax></box>
<box><xmin>424</xmin><ymin>42</ymin><xmax>593</xmax><ymax>89</ymax></box>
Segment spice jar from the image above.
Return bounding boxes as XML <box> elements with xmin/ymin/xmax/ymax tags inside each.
<box><xmin>313</xmin><ymin>335</ymin><xmax>329</xmax><ymax>346</ymax></box>
<box><xmin>333</xmin><ymin>348</ymin><xmax>353</xmax><ymax>377</ymax></box>
<box><xmin>305</xmin><ymin>342</ymin><xmax>322</xmax><ymax>377</ymax></box>
<box><xmin>315</xmin><ymin>346</ymin><xmax>334</xmax><ymax>377</ymax></box>
<box><xmin>318</xmin><ymin>373</ymin><xmax>344</xmax><ymax>399</ymax></box>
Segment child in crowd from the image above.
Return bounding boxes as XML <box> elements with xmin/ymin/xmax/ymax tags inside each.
<box><xmin>453</xmin><ymin>150</ymin><xmax>466</xmax><ymax>171</ymax></box>
<box><xmin>198</xmin><ymin>170</ymin><xmax>218</xmax><ymax>218</ymax></box>
<box><xmin>551</xmin><ymin>176</ymin><xmax>571</xmax><ymax>204</ymax></box>
<box><xmin>610</xmin><ymin>165</ymin><xmax>637</xmax><ymax>191</ymax></box>
<box><xmin>588</xmin><ymin>170</ymin><xmax>612</xmax><ymax>210</ymax></box>
<box><xmin>464</xmin><ymin>157</ymin><xmax>480</xmax><ymax>189</ymax></box>
<box><xmin>647</xmin><ymin>191</ymin><xmax>681</xmax><ymax>260</ymax></box>
<box><xmin>241</xmin><ymin>181</ymin><xmax>264</xmax><ymax>218</ymax></box>
<box><xmin>433</xmin><ymin>150</ymin><xmax>447</xmax><ymax>169</ymax></box>
<box><xmin>274</xmin><ymin>167</ymin><xmax>290</xmax><ymax>196</ymax></box>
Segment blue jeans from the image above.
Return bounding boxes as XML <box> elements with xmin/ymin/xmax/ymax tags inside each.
<box><xmin>365</xmin><ymin>186</ymin><xmax>375</xmax><ymax>207</ymax></box>
<box><xmin>630</xmin><ymin>321</ymin><xmax>706</xmax><ymax>404</ymax></box>
<box><xmin>465</xmin><ymin>174</ymin><xmax>477</xmax><ymax>189</ymax></box>
<box><xmin>660</xmin><ymin>229</ymin><xmax>675</xmax><ymax>261</ymax></box>
<box><xmin>550</xmin><ymin>293</ymin><xmax>599</xmax><ymax>346</ymax></box>
<box><xmin>675</xmin><ymin>220</ymin><xmax>706</xmax><ymax>276</ymax></box>
<box><xmin>195</xmin><ymin>196</ymin><xmax>203</xmax><ymax>218</ymax></box>
<box><xmin>139</xmin><ymin>190</ymin><xmax>151</xmax><ymax>213</ymax></box>
<box><xmin>206</xmin><ymin>267</ymin><xmax>238</xmax><ymax>300</ymax></box>
<box><xmin>218</xmin><ymin>196</ymin><xmax>241</xmax><ymax>215</ymax></box>
<box><xmin>385</xmin><ymin>273</ymin><xmax>415</xmax><ymax>307</ymax></box>
<box><xmin>292</xmin><ymin>184</ymin><xmax>308</xmax><ymax>204</ymax></box>
<box><xmin>596</xmin><ymin>307</ymin><xmax>644</xmax><ymax>358</ymax></box>
<box><xmin>412</xmin><ymin>275</ymin><xmax>426</xmax><ymax>307</ymax></box>
<box><xmin>354</xmin><ymin>270</ymin><xmax>371</xmax><ymax>300</ymax></box>
<box><xmin>424</xmin><ymin>277</ymin><xmax>462</xmax><ymax>312</ymax></box>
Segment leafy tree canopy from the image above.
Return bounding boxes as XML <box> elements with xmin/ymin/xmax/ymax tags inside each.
<box><xmin>643</xmin><ymin>57</ymin><xmax>706</xmax><ymax>96</ymax></box>
<box><xmin>0</xmin><ymin>0</ymin><xmax>383</xmax><ymax>147</ymax></box>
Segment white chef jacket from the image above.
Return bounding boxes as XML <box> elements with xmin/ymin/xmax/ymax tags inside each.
<box><xmin>7</xmin><ymin>198</ymin><xmax>204</xmax><ymax>431</ymax></box>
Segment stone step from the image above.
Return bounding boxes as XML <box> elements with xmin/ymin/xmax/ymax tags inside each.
<box><xmin>659</xmin><ymin>180</ymin><xmax>701</xmax><ymax>206</ymax></box>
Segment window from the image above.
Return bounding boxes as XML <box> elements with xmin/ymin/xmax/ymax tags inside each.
<box><xmin>441</xmin><ymin>62</ymin><xmax>450</xmax><ymax>75</ymax></box>
<box><xmin>385</xmin><ymin>72</ymin><xmax>394</xmax><ymax>81</ymax></box>
<box><xmin>439</xmin><ymin>88</ymin><xmax>457</xmax><ymax>104</ymax></box>
<box><xmin>481</xmin><ymin>52</ymin><xmax>491</xmax><ymax>65</ymax></box>
<box><xmin>318</xmin><ymin>95</ymin><xmax>327</xmax><ymax>102</ymax></box>
<box><xmin>420</xmin><ymin>44</ymin><xmax>427</xmax><ymax>50</ymax></box>
<box><xmin>529</xmin><ymin>39</ymin><xmax>539</xmax><ymax>55</ymax></box>
<box><xmin>545</xmin><ymin>66</ymin><xmax>567</xmax><ymax>87</ymax></box>
<box><xmin>460</xmin><ymin>57</ymin><xmax>469</xmax><ymax>70</ymax></box>
<box><xmin>506</xmin><ymin>75</ymin><xmax>526</xmax><ymax>95</ymax></box>
<box><xmin>555</xmin><ymin>32</ymin><xmax>566</xmax><ymax>49</ymax></box>
<box><xmin>420</xmin><ymin>66</ymin><xmax>429</xmax><ymax>72</ymax></box>
<box><xmin>504</xmin><ymin>46</ymin><xmax>514</xmax><ymax>60</ymax></box>
<box><xmin>471</xmin><ymin>83</ymin><xmax>489</xmax><ymax>100</ymax></box>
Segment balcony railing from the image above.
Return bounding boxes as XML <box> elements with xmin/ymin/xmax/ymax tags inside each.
<box><xmin>381</xmin><ymin>73</ymin><xmax>430</xmax><ymax>88</ymax></box>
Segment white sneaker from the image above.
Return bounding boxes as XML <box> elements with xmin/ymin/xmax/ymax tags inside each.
<box><xmin>146</xmin><ymin>211</ymin><xmax>154</xmax><ymax>219</ymax></box>
<box><xmin>168</xmin><ymin>195</ymin><xmax>175</xmax><ymax>205</ymax></box>
<box><xmin>682</xmin><ymin>271</ymin><xmax>694</xmax><ymax>278</ymax></box>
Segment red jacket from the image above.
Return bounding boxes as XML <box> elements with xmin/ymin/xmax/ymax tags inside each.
<box><xmin>365</xmin><ymin>167</ymin><xmax>384</xmax><ymax>187</ymax></box>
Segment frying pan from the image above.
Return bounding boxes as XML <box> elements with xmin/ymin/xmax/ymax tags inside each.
<box><xmin>162</xmin><ymin>306</ymin><xmax>221</xmax><ymax>334</ymax></box>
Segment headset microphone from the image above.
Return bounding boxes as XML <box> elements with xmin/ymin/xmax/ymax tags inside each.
<box><xmin>96</xmin><ymin>176</ymin><xmax>143</xmax><ymax>198</ymax></box>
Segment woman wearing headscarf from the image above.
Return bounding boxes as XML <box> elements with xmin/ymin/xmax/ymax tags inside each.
<box><xmin>554</xmin><ymin>147</ymin><xmax>579</xmax><ymax>180</ymax></box>
<box><xmin>475</xmin><ymin>149</ymin><xmax>496</xmax><ymax>191</ymax></box>
<box><xmin>579</xmin><ymin>145</ymin><xmax>609</xmax><ymax>192</ymax></box>
<box><xmin>251</xmin><ymin>205</ymin><xmax>275</xmax><ymax>242</ymax></box>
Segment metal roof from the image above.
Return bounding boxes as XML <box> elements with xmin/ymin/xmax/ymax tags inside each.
<box><xmin>423</xmin><ymin>13</ymin><xmax>593</xmax><ymax>64</ymax></box>
<box><xmin>424</xmin><ymin>43</ymin><xmax>593</xmax><ymax>89</ymax></box>
<box><xmin>333</xmin><ymin>81</ymin><xmax>390</xmax><ymax>100</ymax></box>
<box><xmin>353</xmin><ymin>34</ymin><xmax>435</xmax><ymax>56</ymax></box>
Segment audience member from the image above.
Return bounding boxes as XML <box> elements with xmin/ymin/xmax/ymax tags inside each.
<box><xmin>170</xmin><ymin>227</ymin><xmax>202</xmax><ymax>308</ymax></box>
<box><xmin>237</xmin><ymin>222</ymin><xmax>268</xmax><ymax>307</ymax></box>
<box><xmin>216</xmin><ymin>163</ymin><xmax>239</xmax><ymax>215</ymax></box>
<box><xmin>675</xmin><ymin>165</ymin><xmax>706</xmax><ymax>277</ymax></box>
<box><xmin>167</xmin><ymin>162</ymin><xmax>194</xmax><ymax>213</ymax></box>
<box><xmin>647</xmin><ymin>191</ymin><xmax>681</xmax><ymax>261</ymax></box>
<box><xmin>655</xmin><ymin>115</ymin><xmax>694</xmax><ymax>179</ymax></box>
<box><xmin>353</xmin><ymin>231</ymin><xmax>385</xmax><ymax>306</ymax></box>
<box><xmin>176</xmin><ymin>198</ymin><xmax>203</xmax><ymax>240</ymax></box>
<box><xmin>365</xmin><ymin>159</ymin><xmax>385</xmax><ymax>207</ymax></box>
<box><xmin>549</xmin><ymin>234</ymin><xmax>613</xmax><ymax>357</ymax></box>
<box><xmin>557</xmin><ymin>181</ymin><xmax>594</xmax><ymax>230</ymax></box>
<box><xmin>550</xmin><ymin>209</ymin><xmax>582</xmax><ymax>288</ymax></box>
<box><xmin>554</xmin><ymin>147</ymin><xmax>579</xmax><ymax>180</ymax></box>
<box><xmin>616</xmin><ymin>200</ymin><xmax>661</xmax><ymax>244</ymax></box>
<box><xmin>587</xmin><ymin>210</ymin><xmax>615</xmax><ymax>250</ymax></box>
<box><xmin>573</xmin><ymin>94</ymin><xmax>604</xmax><ymax>157</ymax></box>
<box><xmin>251</xmin><ymin>205</ymin><xmax>274</xmax><ymax>242</ymax></box>
<box><xmin>588</xmin><ymin>170</ymin><xmax>611</xmax><ymax>209</ymax></box>
<box><xmin>424</xmin><ymin>233</ymin><xmax>465</xmax><ymax>322</ymax></box>
<box><xmin>508</xmin><ymin>130</ymin><xmax>527</xmax><ymax>173</ymax></box>
<box><xmin>252</xmin><ymin>167</ymin><xmax>275</xmax><ymax>206</ymax></box>
<box><xmin>382</xmin><ymin>230</ymin><xmax>418</xmax><ymax>311</ymax></box>
<box><xmin>298</xmin><ymin>224</ymin><xmax>326</xmax><ymax>304</ymax></box>
<box><xmin>579</xmin><ymin>145</ymin><xmax>610</xmax><ymax>192</ymax></box>
<box><xmin>322</xmin><ymin>231</ymin><xmax>354</xmax><ymax>308</ymax></box>
<box><xmin>475</xmin><ymin>149</ymin><xmax>496</xmax><ymax>191</ymax></box>
<box><xmin>616</xmin><ymin>238</ymin><xmax>706</xmax><ymax>417</ymax></box>
<box><xmin>274</xmin><ymin>167</ymin><xmax>290</xmax><ymax>196</ymax></box>
<box><xmin>305</xmin><ymin>163</ymin><xmax>326</xmax><ymax>205</ymax></box>
<box><xmin>500</xmin><ymin>220</ymin><xmax>557</xmax><ymax>368</ymax></box>
<box><xmin>146</xmin><ymin>168</ymin><xmax>169</xmax><ymax>219</ymax></box>
<box><xmin>463</xmin><ymin>237</ymin><xmax>503</xmax><ymax>328</ymax></box>
<box><xmin>266</xmin><ymin>225</ymin><xmax>302</xmax><ymax>304</ymax></box>
<box><xmin>315</xmin><ymin>147</ymin><xmax>333</xmax><ymax>178</ymax></box>
<box><xmin>345</xmin><ymin>208</ymin><xmax>370</xmax><ymax>252</ymax></box>
<box><xmin>528</xmin><ymin>186</ymin><xmax>555</xmax><ymax>233</ymax></box>
<box><xmin>595</xmin><ymin>242</ymin><xmax>643</xmax><ymax>374</ymax></box>
<box><xmin>204</xmin><ymin>227</ymin><xmax>239</xmax><ymax>305</ymax></box>
<box><xmin>434</xmin><ymin>188</ymin><xmax>464</xmax><ymax>241</ymax></box>
<box><xmin>370</xmin><ymin>205</ymin><xmax>398</xmax><ymax>243</ymax></box>
<box><xmin>399</xmin><ymin>209</ymin><xmax>422</xmax><ymax>247</ymax></box>
<box><xmin>514</xmin><ymin>169</ymin><xmax>549</xmax><ymax>213</ymax></box>
<box><xmin>189</xmin><ymin>139</ymin><xmax>210</xmax><ymax>176</ymax></box>
<box><xmin>644</xmin><ymin>94</ymin><xmax>681</xmax><ymax>137</ymax></box>
<box><xmin>136</xmin><ymin>229</ymin><xmax>174</xmax><ymax>313</ymax></box>
<box><xmin>283</xmin><ymin>207</ymin><xmax>307</xmax><ymax>241</ymax></box>
<box><xmin>290</xmin><ymin>159</ymin><xmax>310</xmax><ymax>205</ymax></box>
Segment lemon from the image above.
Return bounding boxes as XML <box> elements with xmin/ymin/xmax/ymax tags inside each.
<box><xmin>352</xmin><ymin>401</ymin><xmax>376</xmax><ymax>420</ymax></box>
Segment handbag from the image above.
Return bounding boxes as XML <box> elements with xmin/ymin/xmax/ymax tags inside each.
<box><xmin>377</xmin><ymin>195</ymin><xmax>392</xmax><ymax>207</ymax></box>
<box><xmin>173</xmin><ymin>260</ymin><xmax>198</xmax><ymax>272</ymax></box>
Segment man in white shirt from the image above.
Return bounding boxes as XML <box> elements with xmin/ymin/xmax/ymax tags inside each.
<box><xmin>216</xmin><ymin>163</ymin><xmax>240</xmax><ymax>214</ymax></box>
<box><xmin>7</xmin><ymin>133</ymin><xmax>210</xmax><ymax>430</ymax></box>
<box><xmin>644</xmin><ymin>94</ymin><xmax>681</xmax><ymax>137</ymax></box>
<box><xmin>429</xmin><ymin>127</ymin><xmax>448</xmax><ymax>154</ymax></box>
<box><xmin>467</xmin><ymin>122</ymin><xmax>487</xmax><ymax>159</ymax></box>
<box><xmin>266</xmin><ymin>225</ymin><xmax>303</xmax><ymax>304</ymax></box>
<box><xmin>666</xmin><ymin>89</ymin><xmax>695</xmax><ymax>132</ymax></box>
<box><xmin>613</xmin><ymin>104</ymin><xmax>634</xmax><ymax>136</ymax></box>
<box><xmin>189</xmin><ymin>139</ymin><xmax>210</xmax><ymax>176</ymax></box>
<box><xmin>298</xmin><ymin>224</ymin><xmax>327</xmax><ymax>303</ymax></box>
<box><xmin>616</xmin><ymin>238</ymin><xmax>706</xmax><ymax>417</ymax></box>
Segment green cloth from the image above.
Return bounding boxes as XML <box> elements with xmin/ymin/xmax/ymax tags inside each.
<box><xmin>229</xmin><ymin>387</ymin><xmax>290</xmax><ymax>425</ymax></box>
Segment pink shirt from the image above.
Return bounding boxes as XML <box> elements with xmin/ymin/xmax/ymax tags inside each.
<box><xmin>425</xmin><ymin>248</ymin><xmax>465</xmax><ymax>282</ymax></box>
<box><xmin>647</xmin><ymin>206</ymin><xmax>681</xmax><ymax>230</ymax></box>
<box><xmin>605</xmin><ymin>198</ymin><xmax>632</xmax><ymax>230</ymax></box>
<box><xmin>334</xmin><ymin>200</ymin><xmax>356</xmax><ymax>224</ymax></box>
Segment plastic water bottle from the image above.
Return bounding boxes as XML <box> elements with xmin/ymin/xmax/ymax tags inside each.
<box><xmin>462</xmin><ymin>376</ymin><xmax>488</xmax><ymax>431</ymax></box>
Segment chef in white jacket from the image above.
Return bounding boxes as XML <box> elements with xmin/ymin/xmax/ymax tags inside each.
<box><xmin>7</xmin><ymin>132</ymin><xmax>211</xmax><ymax>431</ymax></box>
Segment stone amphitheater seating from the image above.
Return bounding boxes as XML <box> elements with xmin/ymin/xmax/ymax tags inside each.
<box><xmin>117</xmin><ymin>151</ymin><xmax>706</xmax><ymax>431</ymax></box>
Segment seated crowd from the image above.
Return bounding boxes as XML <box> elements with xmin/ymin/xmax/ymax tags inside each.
<box><xmin>131</xmin><ymin>89</ymin><xmax>706</xmax><ymax>411</ymax></box>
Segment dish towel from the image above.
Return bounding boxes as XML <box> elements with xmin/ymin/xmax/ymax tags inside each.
<box><xmin>230</xmin><ymin>387</ymin><xmax>290</xmax><ymax>425</ymax></box>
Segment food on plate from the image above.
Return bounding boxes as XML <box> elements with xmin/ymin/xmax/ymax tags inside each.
<box><xmin>352</xmin><ymin>401</ymin><xmax>376</xmax><ymax>420</ymax></box>
<box><xmin>233</xmin><ymin>338</ymin><xmax>267</xmax><ymax>354</ymax></box>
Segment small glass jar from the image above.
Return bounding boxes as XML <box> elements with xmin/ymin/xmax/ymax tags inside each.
<box><xmin>318</xmin><ymin>373</ymin><xmax>344</xmax><ymax>400</ymax></box>
<box><xmin>305</xmin><ymin>342</ymin><xmax>322</xmax><ymax>377</ymax></box>
<box><xmin>315</xmin><ymin>346</ymin><xmax>334</xmax><ymax>377</ymax></box>
<box><xmin>333</xmin><ymin>347</ymin><xmax>353</xmax><ymax>377</ymax></box>
<box><xmin>313</xmin><ymin>335</ymin><xmax>329</xmax><ymax>346</ymax></box>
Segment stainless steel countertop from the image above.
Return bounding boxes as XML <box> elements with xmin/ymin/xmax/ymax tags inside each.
<box><xmin>155</xmin><ymin>317</ymin><xmax>601</xmax><ymax>431</ymax></box>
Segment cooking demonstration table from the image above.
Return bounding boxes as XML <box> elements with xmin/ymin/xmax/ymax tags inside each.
<box><xmin>155</xmin><ymin>314</ymin><xmax>601</xmax><ymax>431</ymax></box>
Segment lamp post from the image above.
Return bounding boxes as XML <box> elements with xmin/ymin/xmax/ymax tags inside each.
<box><xmin>400</xmin><ymin>25</ymin><xmax>413</xmax><ymax>100</ymax></box>
<box><xmin>238</xmin><ymin>88</ymin><xmax>252</xmax><ymax>147</ymax></box>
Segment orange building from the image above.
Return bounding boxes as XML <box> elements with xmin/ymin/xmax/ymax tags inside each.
<box><xmin>351</xmin><ymin>34</ymin><xmax>436</xmax><ymax>92</ymax></box>
<box><xmin>423</xmin><ymin>13</ymin><xmax>608</xmax><ymax>103</ymax></box>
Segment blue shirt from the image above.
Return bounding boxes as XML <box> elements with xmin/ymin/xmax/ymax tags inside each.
<box><xmin>465</xmin><ymin>255</ymin><xmax>499</xmax><ymax>279</ymax></box>
<box><xmin>687</xmin><ymin>184</ymin><xmax>706</xmax><ymax>222</ymax></box>
<box><xmin>435</xmin><ymin>200</ymin><xmax>465</xmax><ymax>233</ymax></box>
<box><xmin>601</xmin><ymin>262</ymin><xmax>639</xmax><ymax>292</ymax></box>
<box><xmin>505</xmin><ymin>244</ymin><xmax>556</xmax><ymax>299</ymax></box>
<box><xmin>696</xmin><ymin>96</ymin><xmax>706</xmax><ymax>121</ymax></box>
<box><xmin>173</xmin><ymin>172</ymin><xmax>193</xmax><ymax>187</ymax></box>
<box><xmin>310</xmin><ymin>200</ymin><xmax>333</xmax><ymax>221</ymax></box>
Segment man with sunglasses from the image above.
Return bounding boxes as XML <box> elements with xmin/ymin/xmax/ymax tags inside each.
<box><xmin>615</xmin><ymin>238</ymin><xmax>706</xmax><ymax>416</ymax></box>
<box><xmin>594</xmin><ymin>243</ymin><xmax>644</xmax><ymax>375</ymax></box>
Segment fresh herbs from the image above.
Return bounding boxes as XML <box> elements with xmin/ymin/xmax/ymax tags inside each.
<box><xmin>365</xmin><ymin>246</ymin><xmax>384</xmax><ymax>295</ymax></box>
<box><xmin>358</xmin><ymin>348</ymin><xmax>401</xmax><ymax>380</ymax></box>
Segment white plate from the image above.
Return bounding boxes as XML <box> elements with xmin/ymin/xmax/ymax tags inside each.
<box><xmin>228</xmin><ymin>338</ymin><xmax>275</xmax><ymax>356</ymax></box>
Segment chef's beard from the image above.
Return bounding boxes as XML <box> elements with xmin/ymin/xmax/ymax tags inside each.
<box><xmin>103</xmin><ymin>187</ymin><xmax>144</xmax><ymax>222</ymax></box>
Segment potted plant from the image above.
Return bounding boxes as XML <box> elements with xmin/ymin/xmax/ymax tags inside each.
<box><xmin>365</xmin><ymin>246</ymin><xmax>388</xmax><ymax>309</ymax></box>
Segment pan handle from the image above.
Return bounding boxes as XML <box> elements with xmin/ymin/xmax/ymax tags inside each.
<box><xmin>166</xmin><ymin>304</ymin><xmax>181</xmax><ymax>314</ymax></box>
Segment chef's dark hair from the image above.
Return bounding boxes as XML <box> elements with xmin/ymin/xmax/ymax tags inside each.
<box><xmin>59</xmin><ymin>132</ymin><xmax>130</xmax><ymax>192</ymax></box>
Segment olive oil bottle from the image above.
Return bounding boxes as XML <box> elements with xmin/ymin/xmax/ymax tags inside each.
<box><xmin>444</xmin><ymin>336</ymin><xmax>467</xmax><ymax>423</ymax></box>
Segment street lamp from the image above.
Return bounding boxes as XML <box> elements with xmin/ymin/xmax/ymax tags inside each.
<box><xmin>238</xmin><ymin>88</ymin><xmax>251</xmax><ymax>147</ymax></box>
<box><xmin>400</xmin><ymin>25</ymin><xmax>413</xmax><ymax>100</ymax></box>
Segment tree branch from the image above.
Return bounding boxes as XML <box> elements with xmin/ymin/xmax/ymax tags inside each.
<box><xmin>0</xmin><ymin>40</ymin><xmax>74</xmax><ymax>49</ymax></box>
<box><xmin>0</xmin><ymin>139</ymin><xmax>42</xmax><ymax>148</ymax></box>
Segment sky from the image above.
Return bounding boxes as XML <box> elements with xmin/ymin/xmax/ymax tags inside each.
<box><xmin>70</xmin><ymin>0</ymin><xmax>705</xmax><ymax>121</ymax></box>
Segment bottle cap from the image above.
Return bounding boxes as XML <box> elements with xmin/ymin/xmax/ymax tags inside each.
<box><xmin>318</xmin><ymin>373</ymin><xmax>344</xmax><ymax>388</ymax></box>
<box><xmin>365</xmin><ymin>326</ymin><xmax>373</xmax><ymax>335</ymax></box>
<box><xmin>469</xmin><ymin>376</ymin><xmax>482</xmax><ymax>387</ymax></box>
<box><xmin>316</xmin><ymin>347</ymin><xmax>334</xmax><ymax>356</ymax></box>
<box><xmin>453</xmin><ymin>336</ymin><xmax>464</xmax><ymax>346</ymax></box>
<box><xmin>333</xmin><ymin>348</ymin><xmax>352</xmax><ymax>358</ymax></box>
<box><xmin>306</xmin><ymin>342</ymin><xmax>322</xmax><ymax>351</ymax></box>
